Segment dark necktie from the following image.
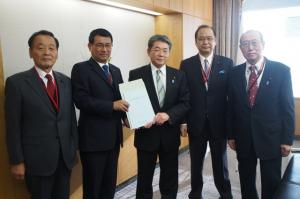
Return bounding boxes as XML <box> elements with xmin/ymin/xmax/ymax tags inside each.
<box><xmin>204</xmin><ymin>59</ymin><xmax>209</xmax><ymax>76</ymax></box>
<box><xmin>248</xmin><ymin>65</ymin><xmax>258</xmax><ymax>108</ymax></box>
<box><xmin>45</xmin><ymin>74</ymin><xmax>58</xmax><ymax>110</ymax></box>
<box><xmin>102</xmin><ymin>65</ymin><xmax>113</xmax><ymax>85</ymax></box>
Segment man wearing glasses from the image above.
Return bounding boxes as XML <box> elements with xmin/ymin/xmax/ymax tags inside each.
<box><xmin>227</xmin><ymin>30</ymin><xmax>295</xmax><ymax>199</ymax></box>
<box><xmin>71</xmin><ymin>28</ymin><xmax>129</xmax><ymax>199</ymax></box>
<box><xmin>180</xmin><ymin>25</ymin><xmax>233</xmax><ymax>199</ymax></box>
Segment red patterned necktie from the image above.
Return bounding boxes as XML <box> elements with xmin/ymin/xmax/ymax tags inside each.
<box><xmin>45</xmin><ymin>74</ymin><xmax>58</xmax><ymax>108</ymax></box>
<box><xmin>248</xmin><ymin>65</ymin><xmax>258</xmax><ymax>108</ymax></box>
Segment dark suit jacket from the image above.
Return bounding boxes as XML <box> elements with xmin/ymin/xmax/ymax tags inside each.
<box><xmin>228</xmin><ymin>59</ymin><xmax>295</xmax><ymax>159</ymax></box>
<box><xmin>128</xmin><ymin>65</ymin><xmax>190</xmax><ymax>152</ymax></box>
<box><xmin>180</xmin><ymin>54</ymin><xmax>233</xmax><ymax>138</ymax></box>
<box><xmin>5</xmin><ymin>68</ymin><xmax>78</xmax><ymax>176</ymax></box>
<box><xmin>71</xmin><ymin>58</ymin><xmax>124</xmax><ymax>151</ymax></box>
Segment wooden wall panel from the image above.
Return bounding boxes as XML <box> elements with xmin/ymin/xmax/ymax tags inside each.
<box><xmin>155</xmin><ymin>14</ymin><xmax>183</xmax><ymax>68</ymax></box>
<box><xmin>170</xmin><ymin>0</ymin><xmax>182</xmax><ymax>12</ymax></box>
<box><xmin>182</xmin><ymin>0</ymin><xmax>194</xmax><ymax>15</ymax></box>
<box><xmin>154</xmin><ymin>0</ymin><xmax>169</xmax><ymax>9</ymax></box>
<box><xmin>0</xmin><ymin>39</ymin><xmax>30</xmax><ymax>199</ymax></box>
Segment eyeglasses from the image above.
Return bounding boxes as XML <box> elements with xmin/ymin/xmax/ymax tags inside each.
<box><xmin>151</xmin><ymin>47</ymin><xmax>169</xmax><ymax>54</ymax></box>
<box><xmin>94</xmin><ymin>43</ymin><xmax>112</xmax><ymax>49</ymax></box>
<box><xmin>240</xmin><ymin>40</ymin><xmax>261</xmax><ymax>48</ymax></box>
<box><xmin>197</xmin><ymin>36</ymin><xmax>215</xmax><ymax>42</ymax></box>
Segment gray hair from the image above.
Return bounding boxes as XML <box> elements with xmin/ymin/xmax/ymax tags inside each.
<box><xmin>148</xmin><ymin>34</ymin><xmax>172</xmax><ymax>50</ymax></box>
<box><xmin>240</xmin><ymin>30</ymin><xmax>265</xmax><ymax>44</ymax></box>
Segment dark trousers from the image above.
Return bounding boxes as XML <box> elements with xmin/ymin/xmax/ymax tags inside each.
<box><xmin>25</xmin><ymin>152</ymin><xmax>71</xmax><ymax>199</ymax></box>
<box><xmin>136</xmin><ymin>148</ymin><xmax>179</xmax><ymax>199</ymax></box>
<box><xmin>237</xmin><ymin>146</ymin><xmax>282</xmax><ymax>199</ymax></box>
<box><xmin>80</xmin><ymin>146</ymin><xmax>120</xmax><ymax>199</ymax></box>
<box><xmin>188</xmin><ymin>120</ymin><xmax>232</xmax><ymax>199</ymax></box>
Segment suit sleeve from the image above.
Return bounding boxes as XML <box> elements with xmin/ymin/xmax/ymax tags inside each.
<box><xmin>5</xmin><ymin>77</ymin><xmax>24</xmax><ymax>164</ymax></box>
<box><xmin>279</xmin><ymin>67</ymin><xmax>295</xmax><ymax>145</ymax></box>
<box><xmin>166</xmin><ymin>72</ymin><xmax>190</xmax><ymax>125</ymax></box>
<box><xmin>71</xmin><ymin>64</ymin><xmax>114</xmax><ymax>117</ymax></box>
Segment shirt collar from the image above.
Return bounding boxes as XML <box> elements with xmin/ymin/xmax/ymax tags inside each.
<box><xmin>246</xmin><ymin>56</ymin><xmax>265</xmax><ymax>71</ymax></box>
<box><xmin>92</xmin><ymin>57</ymin><xmax>109</xmax><ymax>68</ymax></box>
<box><xmin>199</xmin><ymin>52</ymin><xmax>214</xmax><ymax>64</ymax></box>
<box><xmin>150</xmin><ymin>63</ymin><xmax>166</xmax><ymax>76</ymax></box>
<box><xmin>35</xmin><ymin>66</ymin><xmax>54</xmax><ymax>79</ymax></box>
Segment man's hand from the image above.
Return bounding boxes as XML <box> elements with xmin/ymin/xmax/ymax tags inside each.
<box><xmin>155</xmin><ymin>112</ymin><xmax>169</xmax><ymax>125</ymax></box>
<box><xmin>228</xmin><ymin>139</ymin><xmax>236</xmax><ymax>151</ymax></box>
<box><xmin>281</xmin><ymin>144</ymin><xmax>291</xmax><ymax>157</ymax></box>
<box><xmin>11</xmin><ymin>163</ymin><xmax>25</xmax><ymax>180</ymax></box>
<box><xmin>180</xmin><ymin>124</ymin><xmax>188</xmax><ymax>137</ymax></box>
<box><xmin>113</xmin><ymin>100</ymin><xmax>129</xmax><ymax>112</ymax></box>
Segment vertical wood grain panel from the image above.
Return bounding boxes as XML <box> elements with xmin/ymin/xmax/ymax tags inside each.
<box><xmin>155</xmin><ymin>14</ymin><xmax>183</xmax><ymax>68</ymax></box>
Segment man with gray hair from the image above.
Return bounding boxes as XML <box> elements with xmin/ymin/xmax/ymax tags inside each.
<box><xmin>228</xmin><ymin>30</ymin><xmax>295</xmax><ymax>199</ymax></box>
<box><xmin>128</xmin><ymin>34</ymin><xmax>190</xmax><ymax>198</ymax></box>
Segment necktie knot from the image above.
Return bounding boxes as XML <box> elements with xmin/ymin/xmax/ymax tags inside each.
<box><xmin>250</xmin><ymin>65</ymin><xmax>256</xmax><ymax>73</ymax></box>
<box><xmin>102</xmin><ymin>65</ymin><xmax>109</xmax><ymax>76</ymax></box>
<box><xmin>45</xmin><ymin>74</ymin><xmax>53</xmax><ymax>82</ymax></box>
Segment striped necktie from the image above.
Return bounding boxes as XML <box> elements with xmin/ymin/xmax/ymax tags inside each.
<box><xmin>156</xmin><ymin>69</ymin><xmax>165</xmax><ymax>108</ymax></box>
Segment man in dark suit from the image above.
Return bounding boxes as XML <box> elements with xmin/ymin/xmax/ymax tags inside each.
<box><xmin>129</xmin><ymin>34</ymin><xmax>189</xmax><ymax>199</ymax></box>
<box><xmin>5</xmin><ymin>30</ymin><xmax>78</xmax><ymax>199</ymax></box>
<box><xmin>180</xmin><ymin>25</ymin><xmax>233</xmax><ymax>199</ymax></box>
<box><xmin>228</xmin><ymin>30</ymin><xmax>295</xmax><ymax>199</ymax></box>
<box><xmin>71</xmin><ymin>28</ymin><xmax>129</xmax><ymax>199</ymax></box>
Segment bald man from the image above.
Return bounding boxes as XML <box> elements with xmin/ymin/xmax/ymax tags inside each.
<box><xmin>227</xmin><ymin>30</ymin><xmax>295</xmax><ymax>199</ymax></box>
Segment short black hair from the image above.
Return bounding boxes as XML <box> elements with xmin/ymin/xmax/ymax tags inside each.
<box><xmin>194</xmin><ymin>25</ymin><xmax>216</xmax><ymax>40</ymax></box>
<box><xmin>28</xmin><ymin>30</ymin><xmax>59</xmax><ymax>49</ymax></box>
<box><xmin>89</xmin><ymin>28</ymin><xmax>113</xmax><ymax>44</ymax></box>
<box><xmin>148</xmin><ymin>34</ymin><xmax>172</xmax><ymax>50</ymax></box>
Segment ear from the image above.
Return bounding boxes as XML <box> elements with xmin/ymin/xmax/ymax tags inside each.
<box><xmin>88</xmin><ymin>43</ymin><xmax>92</xmax><ymax>51</ymax></box>
<box><xmin>29</xmin><ymin>48</ymin><xmax>33</xmax><ymax>58</ymax></box>
<box><xmin>147</xmin><ymin>48</ymin><xmax>150</xmax><ymax>56</ymax></box>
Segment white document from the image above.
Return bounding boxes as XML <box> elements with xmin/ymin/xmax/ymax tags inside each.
<box><xmin>119</xmin><ymin>79</ymin><xmax>155</xmax><ymax>129</ymax></box>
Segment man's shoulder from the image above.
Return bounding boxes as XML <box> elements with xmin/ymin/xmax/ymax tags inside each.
<box><xmin>214</xmin><ymin>54</ymin><xmax>233</xmax><ymax>62</ymax></box>
<box><xmin>130</xmin><ymin>65</ymin><xmax>149</xmax><ymax>73</ymax></box>
<box><xmin>54</xmin><ymin>71</ymin><xmax>70</xmax><ymax>81</ymax></box>
<box><xmin>181</xmin><ymin>54</ymin><xmax>198</xmax><ymax>63</ymax></box>
<box><xmin>6</xmin><ymin>68</ymin><xmax>33</xmax><ymax>82</ymax></box>
<box><xmin>266</xmin><ymin>59</ymin><xmax>290</xmax><ymax>71</ymax></box>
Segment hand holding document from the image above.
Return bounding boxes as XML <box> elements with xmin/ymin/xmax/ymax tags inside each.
<box><xmin>119</xmin><ymin>79</ymin><xmax>155</xmax><ymax>129</ymax></box>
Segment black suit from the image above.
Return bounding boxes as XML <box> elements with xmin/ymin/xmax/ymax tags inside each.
<box><xmin>129</xmin><ymin>65</ymin><xmax>189</xmax><ymax>199</ymax></box>
<box><xmin>180</xmin><ymin>54</ymin><xmax>233</xmax><ymax>199</ymax></box>
<box><xmin>71</xmin><ymin>58</ymin><xmax>124</xmax><ymax>199</ymax></box>
<box><xmin>5</xmin><ymin>68</ymin><xmax>78</xmax><ymax>199</ymax></box>
<box><xmin>228</xmin><ymin>59</ymin><xmax>295</xmax><ymax>199</ymax></box>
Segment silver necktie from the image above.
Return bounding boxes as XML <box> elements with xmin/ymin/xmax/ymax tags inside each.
<box><xmin>156</xmin><ymin>69</ymin><xmax>165</xmax><ymax>107</ymax></box>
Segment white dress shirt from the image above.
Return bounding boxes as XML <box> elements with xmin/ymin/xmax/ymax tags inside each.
<box><xmin>245</xmin><ymin>56</ymin><xmax>266</xmax><ymax>89</ymax></box>
<box><xmin>35</xmin><ymin>66</ymin><xmax>55</xmax><ymax>87</ymax></box>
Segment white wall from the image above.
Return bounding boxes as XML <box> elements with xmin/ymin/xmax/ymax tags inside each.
<box><xmin>0</xmin><ymin>0</ymin><xmax>155</xmax><ymax>81</ymax></box>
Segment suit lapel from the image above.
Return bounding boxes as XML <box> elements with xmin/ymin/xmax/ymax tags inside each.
<box><xmin>143</xmin><ymin>65</ymin><xmax>160</xmax><ymax>112</ymax></box>
<box><xmin>25</xmin><ymin>68</ymin><xmax>56</xmax><ymax>113</ymax></box>
<box><xmin>254</xmin><ymin>60</ymin><xmax>272</xmax><ymax>107</ymax></box>
<box><xmin>163</xmin><ymin>67</ymin><xmax>175</xmax><ymax>108</ymax></box>
<box><xmin>236</xmin><ymin>64</ymin><xmax>249</xmax><ymax>107</ymax></box>
<box><xmin>54</xmin><ymin>72</ymin><xmax>65</xmax><ymax>117</ymax></box>
<box><xmin>109</xmin><ymin>64</ymin><xmax>119</xmax><ymax>89</ymax></box>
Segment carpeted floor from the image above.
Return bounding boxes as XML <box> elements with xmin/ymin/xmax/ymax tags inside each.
<box><xmin>115</xmin><ymin>141</ymin><xmax>300</xmax><ymax>199</ymax></box>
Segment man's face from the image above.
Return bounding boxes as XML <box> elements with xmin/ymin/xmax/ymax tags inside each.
<box><xmin>29</xmin><ymin>35</ymin><xmax>58</xmax><ymax>71</ymax></box>
<box><xmin>147</xmin><ymin>41</ymin><xmax>170</xmax><ymax>68</ymax></box>
<box><xmin>240</xmin><ymin>31</ymin><xmax>265</xmax><ymax>64</ymax></box>
<box><xmin>195</xmin><ymin>27</ymin><xmax>216</xmax><ymax>57</ymax></box>
<box><xmin>88</xmin><ymin>35</ymin><xmax>112</xmax><ymax>63</ymax></box>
